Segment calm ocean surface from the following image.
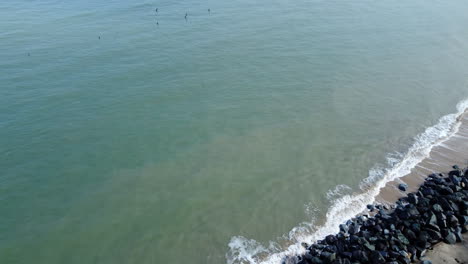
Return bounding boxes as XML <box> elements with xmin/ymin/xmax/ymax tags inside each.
<box><xmin>1</xmin><ymin>0</ymin><xmax>468</xmax><ymax>263</ymax></box>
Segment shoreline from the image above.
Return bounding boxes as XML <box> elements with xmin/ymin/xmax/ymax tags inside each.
<box><xmin>285</xmin><ymin>166</ymin><xmax>468</xmax><ymax>264</ymax></box>
<box><xmin>237</xmin><ymin>101</ymin><xmax>468</xmax><ymax>264</ymax></box>
<box><xmin>377</xmin><ymin>109</ymin><xmax>468</xmax><ymax>205</ymax></box>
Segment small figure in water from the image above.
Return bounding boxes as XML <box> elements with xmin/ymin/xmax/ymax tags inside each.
<box><xmin>156</xmin><ymin>21</ymin><xmax>159</xmax><ymax>26</ymax></box>
<box><xmin>155</xmin><ymin>8</ymin><xmax>158</xmax><ymax>13</ymax></box>
<box><xmin>98</xmin><ymin>36</ymin><xmax>101</xmax><ymax>40</ymax></box>
<box><xmin>208</xmin><ymin>8</ymin><xmax>210</xmax><ymax>14</ymax></box>
<box><xmin>185</xmin><ymin>13</ymin><xmax>188</xmax><ymax>20</ymax></box>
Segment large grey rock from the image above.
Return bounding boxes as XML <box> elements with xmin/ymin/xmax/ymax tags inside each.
<box><xmin>432</xmin><ymin>204</ymin><xmax>443</xmax><ymax>213</ymax></box>
<box><xmin>444</xmin><ymin>232</ymin><xmax>457</xmax><ymax>244</ymax></box>
<box><xmin>321</xmin><ymin>251</ymin><xmax>336</xmax><ymax>263</ymax></box>
<box><xmin>425</xmin><ymin>229</ymin><xmax>442</xmax><ymax>241</ymax></box>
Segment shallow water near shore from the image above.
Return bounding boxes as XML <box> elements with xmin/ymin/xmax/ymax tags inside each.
<box><xmin>1</xmin><ymin>1</ymin><xmax>468</xmax><ymax>264</ymax></box>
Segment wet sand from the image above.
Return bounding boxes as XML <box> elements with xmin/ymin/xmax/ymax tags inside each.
<box><xmin>377</xmin><ymin>110</ymin><xmax>468</xmax><ymax>203</ymax></box>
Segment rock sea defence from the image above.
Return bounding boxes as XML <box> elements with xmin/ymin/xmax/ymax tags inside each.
<box><xmin>285</xmin><ymin>166</ymin><xmax>468</xmax><ymax>264</ymax></box>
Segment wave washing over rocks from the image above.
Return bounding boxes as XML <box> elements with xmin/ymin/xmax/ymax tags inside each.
<box><xmin>227</xmin><ymin>99</ymin><xmax>468</xmax><ymax>264</ymax></box>
<box><xmin>282</xmin><ymin>166</ymin><xmax>468</xmax><ymax>264</ymax></box>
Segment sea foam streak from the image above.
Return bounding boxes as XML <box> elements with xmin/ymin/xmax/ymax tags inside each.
<box><xmin>227</xmin><ymin>98</ymin><xmax>468</xmax><ymax>264</ymax></box>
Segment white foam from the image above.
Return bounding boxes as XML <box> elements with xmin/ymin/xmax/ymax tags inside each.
<box><xmin>326</xmin><ymin>184</ymin><xmax>352</xmax><ymax>200</ymax></box>
<box><xmin>227</xmin><ymin>236</ymin><xmax>269</xmax><ymax>264</ymax></box>
<box><xmin>226</xmin><ymin>98</ymin><xmax>468</xmax><ymax>264</ymax></box>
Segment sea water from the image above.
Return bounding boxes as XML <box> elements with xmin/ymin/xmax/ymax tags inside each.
<box><xmin>1</xmin><ymin>0</ymin><xmax>468</xmax><ymax>263</ymax></box>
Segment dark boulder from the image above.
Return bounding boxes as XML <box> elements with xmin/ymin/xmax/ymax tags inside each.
<box><xmin>330</xmin><ymin>259</ymin><xmax>343</xmax><ymax>264</ymax></box>
<box><xmin>398</xmin><ymin>183</ymin><xmax>408</xmax><ymax>192</ymax></box>
<box><xmin>324</xmin><ymin>245</ymin><xmax>337</xmax><ymax>253</ymax></box>
<box><xmin>425</xmin><ymin>228</ymin><xmax>442</xmax><ymax>242</ymax></box>
<box><xmin>349</xmin><ymin>235</ymin><xmax>359</xmax><ymax>244</ymax></box>
<box><xmin>356</xmin><ymin>215</ymin><xmax>367</xmax><ymax>224</ymax></box>
<box><xmin>396</xmin><ymin>231</ymin><xmax>410</xmax><ymax>245</ymax></box>
<box><xmin>461</xmin><ymin>201</ymin><xmax>468</xmax><ymax>211</ymax></box>
<box><xmin>341</xmin><ymin>259</ymin><xmax>351</xmax><ymax>264</ymax></box>
<box><xmin>459</xmin><ymin>215</ymin><xmax>468</xmax><ymax>225</ymax></box>
<box><xmin>416</xmin><ymin>248</ymin><xmax>427</xmax><ymax>259</ymax></box>
<box><xmin>404</xmin><ymin>229</ymin><xmax>416</xmax><ymax>240</ymax></box>
<box><xmin>421</xmin><ymin>188</ymin><xmax>435</xmax><ymax>197</ymax></box>
<box><xmin>321</xmin><ymin>251</ymin><xmax>336</xmax><ymax>263</ymax></box>
<box><xmin>411</xmin><ymin>223</ymin><xmax>421</xmax><ymax>233</ymax></box>
<box><xmin>449</xmin><ymin>169</ymin><xmax>461</xmax><ymax>177</ymax></box>
<box><xmin>437</xmin><ymin>185</ymin><xmax>454</xmax><ymax>195</ymax></box>
<box><xmin>449</xmin><ymin>174</ymin><xmax>462</xmax><ymax>186</ymax></box>
<box><xmin>444</xmin><ymin>231</ymin><xmax>457</xmax><ymax>244</ymax></box>
<box><xmin>449</xmin><ymin>201</ymin><xmax>459</xmax><ymax>211</ymax></box>
<box><xmin>407</xmin><ymin>205</ymin><xmax>420</xmax><ymax>218</ymax></box>
<box><xmin>407</xmin><ymin>193</ymin><xmax>418</xmax><ymax>204</ymax></box>
<box><xmin>361</xmin><ymin>230</ymin><xmax>372</xmax><ymax>239</ymax></box>
<box><xmin>369</xmin><ymin>251</ymin><xmax>385</xmax><ymax>264</ymax></box>
<box><xmin>348</xmin><ymin>223</ymin><xmax>360</xmax><ymax>235</ymax></box>
<box><xmin>339</xmin><ymin>224</ymin><xmax>348</xmax><ymax>234</ymax></box>
<box><xmin>389</xmin><ymin>250</ymin><xmax>400</xmax><ymax>258</ymax></box>
<box><xmin>427</xmin><ymin>213</ymin><xmax>437</xmax><ymax>226</ymax></box>
<box><xmin>449</xmin><ymin>215</ymin><xmax>459</xmax><ymax>227</ymax></box>
<box><xmin>454</xmin><ymin>226</ymin><xmax>463</xmax><ymax>242</ymax></box>
<box><xmin>325</xmin><ymin>235</ymin><xmax>337</xmax><ymax>245</ymax></box>
<box><xmin>395</xmin><ymin>207</ymin><xmax>411</xmax><ymax>220</ymax></box>
<box><xmin>363</xmin><ymin>241</ymin><xmax>375</xmax><ymax>251</ymax></box>
<box><xmin>309</xmin><ymin>256</ymin><xmax>324</xmax><ymax>264</ymax></box>
<box><xmin>438</xmin><ymin>198</ymin><xmax>453</xmax><ymax>211</ymax></box>
<box><xmin>313</xmin><ymin>244</ymin><xmax>326</xmax><ymax>250</ymax></box>
<box><xmin>432</xmin><ymin>204</ymin><xmax>443</xmax><ymax>213</ymax></box>
<box><xmin>303</xmin><ymin>252</ymin><xmax>314</xmax><ymax>261</ymax></box>
<box><xmin>351</xmin><ymin>250</ymin><xmax>361</xmax><ymax>262</ymax></box>
<box><xmin>336</xmin><ymin>232</ymin><xmax>345</xmax><ymax>241</ymax></box>
<box><xmin>340</xmin><ymin>251</ymin><xmax>352</xmax><ymax>259</ymax></box>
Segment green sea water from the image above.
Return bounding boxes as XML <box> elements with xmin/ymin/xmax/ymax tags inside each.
<box><xmin>1</xmin><ymin>0</ymin><xmax>468</xmax><ymax>263</ymax></box>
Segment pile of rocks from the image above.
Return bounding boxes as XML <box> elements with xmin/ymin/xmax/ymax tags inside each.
<box><xmin>286</xmin><ymin>166</ymin><xmax>468</xmax><ymax>264</ymax></box>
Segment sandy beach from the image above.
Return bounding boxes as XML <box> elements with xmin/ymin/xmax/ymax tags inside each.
<box><xmin>421</xmin><ymin>233</ymin><xmax>468</xmax><ymax>264</ymax></box>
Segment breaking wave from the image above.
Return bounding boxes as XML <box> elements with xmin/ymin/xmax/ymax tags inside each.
<box><xmin>226</xmin><ymin>98</ymin><xmax>468</xmax><ymax>264</ymax></box>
